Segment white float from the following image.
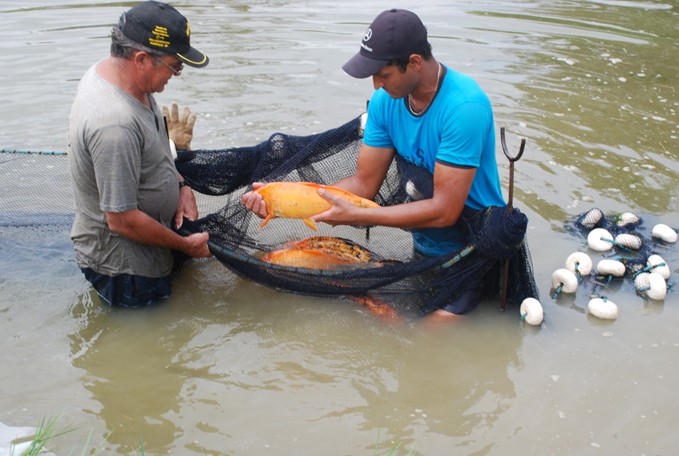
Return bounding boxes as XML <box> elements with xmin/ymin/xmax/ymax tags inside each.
<box><xmin>520</xmin><ymin>297</ymin><xmax>544</xmax><ymax>326</ymax></box>
<box><xmin>588</xmin><ymin>297</ymin><xmax>618</xmax><ymax>320</ymax></box>
<box><xmin>587</xmin><ymin>228</ymin><xmax>614</xmax><ymax>251</ymax></box>
<box><xmin>634</xmin><ymin>272</ymin><xmax>667</xmax><ymax>301</ymax></box>
<box><xmin>615</xmin><ymin>212</ymin><xmax>640</xmax><ymax>226</ymax></box>
<box><xmin>647</xmin><ymin>254</ymin><xmax>670</xmax><ymax>280</ymax></box>
<box><xmin>614</xmin><ymin>233</ymin><xmax>642</xmax><ymax>250</ymax></box>
<box><xmin>551</xmin><ymin>268</ymin><xmax>579</xmax><ymax>294</ymax></box>
<box><xmin>596</xmin><ymin>259</ymin><xmax>626</xmax><ymax>277</ymax></box>
<box><xmin>651</xmin><ymin>223</ymin><xmax>677</xmax><ymax>243</ymax></box>
<box><xmin>565</xmin><ymin>251</ymin><xmax>593</xmax><ymax>278</ymax></box>
<box><xmin>580</xmin><ymin>208</ymin><xmax>603</xmax><ymax>228</ymax></box>
<box><xmin>634</xmin><ymin>272</ymin><xmax>649</xmax><ymax>291</ymax></box>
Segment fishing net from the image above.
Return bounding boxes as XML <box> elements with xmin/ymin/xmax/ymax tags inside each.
<box><xmin>0</xmin><ymin>114</ymin><xmax>539</xmax><ymax>317</ymax></box>
<box><xmin>177</xmin><ymin>114</ymin><xmax>540</xmax><ymax>317</ymax></box>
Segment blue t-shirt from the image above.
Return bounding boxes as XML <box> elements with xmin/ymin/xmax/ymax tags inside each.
<box><xmin>363</xmin><ymin>65</ymin><xmax>505</xmax><ymax>256</ymax></box>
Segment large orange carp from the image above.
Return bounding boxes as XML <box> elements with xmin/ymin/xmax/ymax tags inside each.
<box><xmin>260</xmin><ymin>236</ymin><xmax>400</xmax><ymax>322</ymax></box>
<box><xmin>254</xmin><ymin>181</ymin><xmax>379</xmax><ymax>231</ymax></box>
<box><xmin>261</xmin><ymin>236</ymin><xmax>384</xmax><ymax>270</ymax></box>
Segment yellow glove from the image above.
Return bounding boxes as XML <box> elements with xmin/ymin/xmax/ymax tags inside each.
<box><xmin>162</xmin><ymin>103</ymin><xmax>196</xmax><ymax>150</ymax></box>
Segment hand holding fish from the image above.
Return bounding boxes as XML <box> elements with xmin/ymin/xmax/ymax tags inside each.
<box><xmin>241</xmin><ymin>182</ymin><xmax>269</xmax><ymax>219</ymax></box>
<box><xmin>247</xmin><ymin>182</ymin><xmax>379</xmax><ymax>231</ymax></box>
<box><xmin>312</xmin><ymin>188</ymin><xmax>363</xmax><ymax>227</ymax></box>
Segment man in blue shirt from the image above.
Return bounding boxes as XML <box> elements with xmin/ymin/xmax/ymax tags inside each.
<box><xmin>243</xmin><ymin>9</ymin><xmax>505</xmax><ymax>320</ymax></box>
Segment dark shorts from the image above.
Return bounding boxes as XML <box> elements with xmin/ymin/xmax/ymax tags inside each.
<box><xmin>440</xmin><ymin>288</ymin><xmax>482</xmax><ymax>315</ymax></box>
<box><xmin>413</xmin><ymin>247</ymin><xmax>483</xmax><ymax>315</ymax></box>
<box><xmin>81</xmin><ymin>268</ymin><xmax>172</xmax><ymax>308</ymax></box>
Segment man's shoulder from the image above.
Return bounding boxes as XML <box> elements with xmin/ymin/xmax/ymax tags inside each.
<box><xmin>441</xmin><ymin>68</ymin><xmax>489</xmax><ymax>102</ymax></box>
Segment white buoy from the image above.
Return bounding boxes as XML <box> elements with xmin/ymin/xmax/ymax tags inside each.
<box><xmin>588</xmin><ymin>297</ymin><xmax>618</xmax><ymax>320</ymax></box>
<box><xmin>596</xmin><ymin>259</ymin><xmax>626</xmax><ymax>277</ymax></box>
<box><xmin>551</xmin><ymin>268</ymin><xmax>578</xmax><ymax>294</ymax></box>
<box><xmin>614</xmin><ymin>233</ymin><xmax>642</xmax><ymax>250</ymax></box>
<box><xmin>587</xmin><ymin>228</ymin><xmax>614</xmax><ymax>251</ymax></box>
<box><xmin>580</xmin><ymin>208</ymin><xmax>604</xmax><ymax>229</ymax></box>
<box><xmin>652</xmin><ymin>224</ymin><xmax>678</xmax><ymax>243</ymax></box>
<box><xmin>647</xmin><ymin>273</ymin><xmax>667</xmax><ymax>301</ymax></box>
<box><xmin>647</xmin><ymin>254</ymin><xmax>670</xmax><ymax>280</ymax></box>
<box><xmin>615</xmin><ymin>212</ymin><xmax>640</xmax><ymax>227</ymax></box>
<box><xmin>637</xmin><ymin>272</ymin><xmax>668</xmax><ymax>301</ymax></box>
<box><xmin>634</xmin><ymin>272</ymin><xmax>650</xmax><ymax>293</ymax></box>
<box><xmin>565</xmin><ymin>251</ymin><xmax>593</xmax><ymax>278</ymax></box>
<box><xmin>520</xmin><ymin>298</ymin><xmax>544</xmax><ymax>326</ymax></box>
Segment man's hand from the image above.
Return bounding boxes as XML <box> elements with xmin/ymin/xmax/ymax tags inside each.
<box><xmin>311</xmin><ymin>189</ymin><xmax>358</xmax><ymax>227</ymax></box>
<box><xmin>175</xmin><ymin>185</ymin><xmax>199</xmax><ymax>230</ymax></box>
<box><xmin>241</xmin><ymin>182</ymin><xmax>268</xmax><ymax>219</ymax></box>
<box><xmin>163</xmin><ymin>103</ymin><xmax>196</xmax><ymax>150</ymax></box>
<box><xmin>184</xmin><ymin>232</ymin><xmax>211</xmax><ymax>258</ymax></box>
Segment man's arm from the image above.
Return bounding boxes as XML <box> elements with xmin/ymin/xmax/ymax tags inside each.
<box><xmin>314</xmin><ymin>160</ymin><xmax>475</xmax><ymax>229</ymax></box>
<box><xmin>106</xmin><ymin>209</ymin><xmax>211</xmax><ymax>258</ymax></box>
<box><xmin>162</xmin><ymin>103</ymin><xmax>201</xmax><ymax>229</ymax></box>
<box><xmin>331</xmin><ymin>144</ymin><xmax>394</xmax><ymax>199</ymax></box>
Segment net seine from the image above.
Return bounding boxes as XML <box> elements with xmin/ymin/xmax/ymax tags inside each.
<box><xmin>0</xmin><ymin>114</ymin><xmax>539</xmax><ymax>317</ymax></box>
<box><xmin>176</xmin><ymin>114</ymin><xmax>540</xmax><ymax>317</ymax></box>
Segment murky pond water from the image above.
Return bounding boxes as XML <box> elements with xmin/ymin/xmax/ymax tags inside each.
<box><xmin>1</xmin><ymin>1</ymin><xmax>678</xmax><ymax>455</ymax></box>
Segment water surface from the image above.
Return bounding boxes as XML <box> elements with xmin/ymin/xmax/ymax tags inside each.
<box><xmin>1</xmin><ymin>1</ymin><xmax>678</xmax><ymax>454</ymax></box>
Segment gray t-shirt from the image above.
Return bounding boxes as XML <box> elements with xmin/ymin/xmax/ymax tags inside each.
<box><xmin>68</xmin><ymin>62</ymin><xmax>179</xmax><ymax>278</ymax></box>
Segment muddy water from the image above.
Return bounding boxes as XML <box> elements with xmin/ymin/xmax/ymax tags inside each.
<box><xmin>1</xmin><ymin>1</ymin><xmax>678</xmax><ymax>455</ymax></box>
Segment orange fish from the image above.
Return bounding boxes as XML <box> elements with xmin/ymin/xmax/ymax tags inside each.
<box><xmin>280</xmin><ymin>236</ymin><xmax>382</xmax><ymax>263</ymax></box>
<box><xmin>261</xmin><ymin>236</ymin><xmax>384</xmax><ymax>269</ymax></box>
<box><xmin>254</xmin><ymin>181</ymin><xmax>379</xmax><ymax>231</ymax></box>
<box><xmin>350</xmin><ymin>295</ymin><xmax>400</xmax><ymax>323</ymax></box>
<box><xmin>261</xmin><ymin>248</ymin><xmax>363</xmax><ymax>270</ymax></box>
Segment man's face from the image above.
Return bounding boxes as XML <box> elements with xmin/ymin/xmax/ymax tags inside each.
<box><xmin>371</xmin><ymin>62</ymin><xmax>414</xmax><ymax>99</ymax></box>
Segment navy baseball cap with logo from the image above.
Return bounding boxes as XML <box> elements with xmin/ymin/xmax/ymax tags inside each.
<box><xmin>118</xmin><ymin>0</ymin><xmax>209</xmax><ymax>68</ymax></box>
<box><xmin>342</xmin><ymin>9</ymin><xmax>428</xmax><ymax>79</ymax></box>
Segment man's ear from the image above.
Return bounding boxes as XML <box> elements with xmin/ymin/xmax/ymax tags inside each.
<box><xmin>408</xmin><ymin>54</ymin><xmax>423</xmax><ymax>71</ymax></box>
<box><xmin>132</xmin><ymin>50</ymin><xmax>149</xmax><ymax>68</ymax></box>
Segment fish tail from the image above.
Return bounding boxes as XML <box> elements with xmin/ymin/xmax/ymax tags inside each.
<box><xmin>303</xmin><ymin>218</ymin><xmax>319</xmax><ymax>231</ymax></box>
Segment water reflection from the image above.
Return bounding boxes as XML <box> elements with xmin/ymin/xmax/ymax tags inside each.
<box><xmin>69</xmin><ymin>291</ymin><xmax>196</xmax><ymax>453</ymax></box>
<box><xmin>68</xmin><ymin>280</ymin><xmax>522</xmax><ymax>455</ymax></box>
<box><xmin>355</xmin><ymin>317</ymin><xmax>521</xmax><ymax>454</ymax></box>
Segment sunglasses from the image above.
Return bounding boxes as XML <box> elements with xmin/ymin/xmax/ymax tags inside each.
<box><xmin>154</xmin><ymin>56</ymin><xmax>183</xmax><ymax>76</ymax></box>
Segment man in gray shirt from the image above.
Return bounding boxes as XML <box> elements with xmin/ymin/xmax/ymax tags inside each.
<box><xmin>68</xmin><ymin>1</ymin><xmax>211</xmax><ymax>307</ymax></box>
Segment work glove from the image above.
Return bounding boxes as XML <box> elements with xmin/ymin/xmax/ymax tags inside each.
<box><xmin>162</xmin><ymin>103</ymin><xmax>196</xmax><ymax>150</ymax></box>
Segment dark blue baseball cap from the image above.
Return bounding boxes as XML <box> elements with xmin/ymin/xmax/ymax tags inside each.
<box><xmin>342</xmin><ymin>9</ymin><xmax>428</xmax><ymax>79</ymax></box>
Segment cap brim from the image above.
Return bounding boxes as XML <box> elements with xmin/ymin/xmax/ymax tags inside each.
<box><xmin>342</xmin><ymin>52</ymin><xmax>389</xmax><ymax>79</ymax></box>
<box><xmin>177</xmin><ymin>46</ymin><xmax>209</xmax><ymax>68</ymax></box>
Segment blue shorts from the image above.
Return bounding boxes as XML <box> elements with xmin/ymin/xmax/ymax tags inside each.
<box><xmin>81</xmin><ymin>268</ymin><xmax>172</xmax><ymax>308</ymax></box>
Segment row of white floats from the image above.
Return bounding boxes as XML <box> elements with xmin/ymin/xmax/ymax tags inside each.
<box><xmin>520</xmin><ymin>219</ymin><xmax>676</xmax><ymax>326</ymax></box>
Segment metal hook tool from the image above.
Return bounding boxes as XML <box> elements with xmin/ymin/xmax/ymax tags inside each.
<box><xmin>500</xmin><ymin>127</ymin><xmax>526</xmax><ymax>311</ymax></box>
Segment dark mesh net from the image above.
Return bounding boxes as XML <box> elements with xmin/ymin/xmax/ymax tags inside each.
<box><xmin>177</xmin><ymin>115</ymin><xmax>540</xmax><ymax>317</ymax></box>
<box><xmin>0</xmin><ymin>115</ymin><xmax>539</xmax><ymax>317</ymax></box>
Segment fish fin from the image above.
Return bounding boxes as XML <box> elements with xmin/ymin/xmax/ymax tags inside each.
<box><xmin>260</xmin><ymin>214</ymin><xmax>272</xmax><ymax>228</ymax></box>
<box><xmin>303</xmin><ymin>218</ymin><xmax>318</xmax><ymax>231</ymax></box>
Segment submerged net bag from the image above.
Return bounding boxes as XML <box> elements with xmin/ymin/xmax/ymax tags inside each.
<box><xmin>178</xmin><ymin>115</ymin><xmax>539</xmax><ymax>317</ymax></box>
